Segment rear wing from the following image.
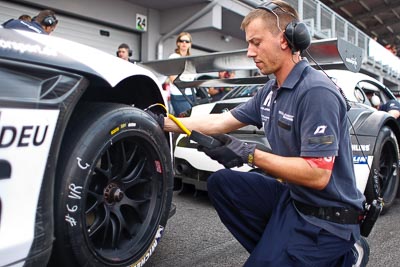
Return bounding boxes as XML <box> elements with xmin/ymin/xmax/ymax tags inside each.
<box><xmin>140</xmin><ymin>38</ymin><xmax>363</xmax><ymax>89</ymax></box>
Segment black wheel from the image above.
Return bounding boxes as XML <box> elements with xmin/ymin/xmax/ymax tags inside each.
<box><xmin>364</xmin><ymin>126</ymin><xmax>399</xmax><ymax>214</ymax></box>
<box><xmin>50</xmin><ymin>102</ymin><xmax>173</xmax><ymax>267</ymax></box>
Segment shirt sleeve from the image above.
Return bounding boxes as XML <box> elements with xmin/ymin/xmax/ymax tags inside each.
<box><xmin>297</xmin><ymin>87</ymin><xmax>343</xmax><ymax>157</ymax></box>
<box><xmin>231</xmin><ymin>84</ymin><xmax>271</xmax><ymax>128</ymax></box>
<box><xmin>381</xmin><ymin>100</ymin><xmax>400</xmax><ymax>112</ymax></box>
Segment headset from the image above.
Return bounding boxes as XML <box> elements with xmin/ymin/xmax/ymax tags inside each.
<box><xmin>116</xmin><ymin>45</ymin><xmax>133</xmax><ymax>57</ymax></box>
<box><xmin>257</xmin><ymin>2</ymin><xmax>311</xmax><ymax>53</ymax></box>
<box><xmin>42</xmin><ymin>15</ymin><xmax>58</xmax><ymax>26</ymax></box>
<box><xmin>371</xmin><ymin>94</ymin><xmax>381</xmax><ymax>107</ymax></box>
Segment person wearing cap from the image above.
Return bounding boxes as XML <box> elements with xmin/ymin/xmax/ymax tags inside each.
<box><xmin>2</xmin><ymin>9</ymin><xmax>58</xmax><ymax>35</ymax></box>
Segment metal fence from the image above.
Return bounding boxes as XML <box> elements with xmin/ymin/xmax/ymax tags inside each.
<box><xmin>283</xmin><ymin>0</ymin><xmax>400</xmax><ymax>89</ymax></box>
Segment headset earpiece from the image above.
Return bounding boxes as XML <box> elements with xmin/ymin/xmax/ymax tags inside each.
<box><xmin>371</xmin><ymin>94</ymin><xmax>381</xmax><ymax>107</ymax></box>
<box><xmin>284</xmin><ymin>21</ymin><xmax>311</xmax><ymax>53</ymax></box>
<box><xmin>42</xmin><ymin>15</ymin><xmax>57</xmax><ymax>26</ymax></box>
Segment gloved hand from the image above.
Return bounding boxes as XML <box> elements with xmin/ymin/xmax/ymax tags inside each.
<box><xmin>198</xmin><ymin>134</ymin><xmax>256</xmax><ymax>168</ymax></box>
<box><xmin>145</xmin><ymin>110</ymin><xmax>165</xmax><ymax>129</ymax></box>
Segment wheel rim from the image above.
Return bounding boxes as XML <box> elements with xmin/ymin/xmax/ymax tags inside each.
<box><xmin>376</xmin><ymin>140</ymin><xmax>398</xmax><ymax>201</ymax></box>
<box><xmin>83</xmin><ymin>133</ymin><xmax>164</xmax><ymax>264</ymax></box>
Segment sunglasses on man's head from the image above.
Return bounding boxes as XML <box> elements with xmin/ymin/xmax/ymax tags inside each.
<box><xmin>178</xmin><ymin>39</ymin><xmax>191</xmax><ymax>43</ymax></box>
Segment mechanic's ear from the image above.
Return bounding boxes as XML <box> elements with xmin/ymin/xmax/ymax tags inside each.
<box><xmin>280</xmin><ymin>32</ymin><xmax>290</xmax><ymax>50</ymax></box>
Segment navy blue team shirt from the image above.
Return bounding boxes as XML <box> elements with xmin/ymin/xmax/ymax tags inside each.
<box><xmin>2</xmin><ymin>19</ymin><xmax>47</xmax><ymax>34</ymax></box>
<box><xmin>380</xmin><ymin>99</ymin><xmax>400</xmax><ymax>122</ymax></box>
<box><xmin>231</xmin><ymin>59</ymin><xmax>365</xmax><ymax>240</ymax></box>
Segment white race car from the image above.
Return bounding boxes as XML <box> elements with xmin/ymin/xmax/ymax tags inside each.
<box><xmin>0</xmin><ymin>28</ymin><xmax>174</xmax><ymax>267</ymax></box>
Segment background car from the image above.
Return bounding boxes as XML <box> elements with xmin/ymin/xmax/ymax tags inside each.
<box><xmin>173</xmin><ymin>68</ymin><xmax>400</xmax><ymax>214</ymax></box>
<box><xmin>0</xmin><ymin>28</ymin><xmax>174</xmax><ymax>267</ymax></box>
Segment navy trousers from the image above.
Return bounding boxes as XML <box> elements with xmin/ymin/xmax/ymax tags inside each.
<box><xmin>207</xmin><ymin>169</ymin><xmax>356</xmax><ymax>267</ymax></box>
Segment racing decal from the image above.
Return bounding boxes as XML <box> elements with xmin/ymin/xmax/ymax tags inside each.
<box><xmin>353</xmin><ymin>155</ymin><xmax>373</xmax><ymax>193</ymax></box>
<box><xmin>263</xmin><ymin>91</ymin><xmax>273</xmax><ymax>107</ymax></box>
<box><xmin>77</xmin><ymin>157</ymin><xmax>90</xmax><ymax>170</ymax></box>
<box><xmin>0</xmin><ymin>160</ymin><xmax>11</xmax><ymax>179</ymax></box>
<box><xmin>111</xmin><ymin>126</ymin><xmax>120</xmax><ymax>135</ymax></box>
<box><xmin>313</xmin><ymin>125</ymin><xmax>327</xmax><ymax>135</ymax></box>
<box><xmin>0</xmin><ymin>38</ymin><xmax>57</xmax><ymax>57</ymax></box>
<box><xmin>65</xmin><ymin>183</ymin><xmax>83</xmax><ymax>227</ymax></box>
<box><xmin>130</xmin><ymin>225</ymin><xmax>164</xmax><ymax>267</ymax></box>
<box><xmin>345</xmin><ymin>56</ymin><xmax>358</xmax><ymax>70</ymax></box>
<box><xmin>110</xmin><ymin>122</ymin><xmax>133</xmax><ymax>136</ymax></box>
<box><xmin>0</xmin><ymin>108</ymin><xmax>59</xmax><ymax>266</ymax></box>
<box><xmin>352</xmin><ymin>144</ymin><xmax>370</xmax><ymax>152</ymax></box>
<box><xmin>353</xmin><ymin>156</ymin><xmax>369</xmax><ymax>164</ymax></box>
<box><xmin>308</xmin><ymin>135</ymin><xmax>334</xmax><ymax>144</ymax></box>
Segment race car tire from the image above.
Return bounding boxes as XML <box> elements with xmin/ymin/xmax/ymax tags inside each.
<box><xmin>50</xmin><ymin>102</ymin><xmax>173</xmax><ymax>267</ymax></box>
<box><xmin>364</xmin><ymin>126</ymin><xmax>399</xmax><ymax>214</ymax></box>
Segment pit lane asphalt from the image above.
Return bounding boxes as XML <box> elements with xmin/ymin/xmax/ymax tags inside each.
<box><xmin>147</xmin><ymin>190</ymin><xmax>400</xmax><ymax>267</ymax></box>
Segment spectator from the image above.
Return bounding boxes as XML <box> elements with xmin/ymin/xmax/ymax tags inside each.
<box><xmin>160</xmin><ymin>1</ymin><xmax>368</xmax><ymax>266</ymax></box>
<box><xmin>385</xmin><ymin>44</ymin><xmax>397</xmax><ymax>55</ymax></box>
<box><xmin>18</xmin><ymin>14</ymin><xmax>32</xmax><ymax>22</ymax></box>
<box><xmin>116</xmin><ymin>43</ymin><xmax>133</xmax><ymax>62</ymax></box>
<box><xmin>2</xmin><ymin>9</ymin><xmax>58</xmax><ymax>35</ymax></box>
<box><xmin>207</xmin><ymin>71</ymin><xmax>235</xmax><ymax>102</ymax></box>
<box><xmin>208</xmin><ymin>86</ymin><xmax>226</xmax><ymax>102</ymax></box>
<box><xmin>168</xmin><ymin>32</ymin><xmax>195</xmax><ymax>116</ymax></box>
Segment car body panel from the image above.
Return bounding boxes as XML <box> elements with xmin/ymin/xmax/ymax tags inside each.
<box><xmin>0</xmin><ymin>108</ymin><xmax>59</xmax><ymax>266</ymax></box>
<box><xmin>0</xmin><ymin>28</ymin><xmax>171</xmax><ymax>267</ymax></box>
<box><xmin>0</xmin><ymin>29</ymin><xmax>161</xmax><ymax>88</ymax></box>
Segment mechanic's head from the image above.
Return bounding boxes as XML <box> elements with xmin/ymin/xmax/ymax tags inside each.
<box><xmin>241</xmin><ymin>0</ymin><xmax>301</xmax><ymax>77</ymax></box>
<box><xmin>175</xmin><ymin>32</ymin><xmax>192</xmax><ymax>56</ymax></box>
<box><xmin>117</xmin><ymin>43</ymin><xmax>131</xmax><ymax>61</ymax></box>
<box><xmin>33</xmin><ymin>10</ymin><xmax>58</xmax><ymax>34</ymax></box>
<box><xmin>18</xmin><ymin>14</ymin><xmax>31</xmax><ymax>22</ymax></box>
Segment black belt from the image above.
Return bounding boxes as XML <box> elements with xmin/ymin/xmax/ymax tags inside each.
<box><xmin>293</xmin><ymin>200</ymin><xmax>363</xmax><ymax>224</ymax></box>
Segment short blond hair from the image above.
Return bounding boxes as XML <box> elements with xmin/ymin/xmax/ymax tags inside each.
<box><xmin>241</xmin><ymin>0</ymin><xmax>298</xmax><ymax>35</ymax></box>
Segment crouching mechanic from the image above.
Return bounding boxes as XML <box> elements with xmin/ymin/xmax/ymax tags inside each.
<box><xmin>160</xmin><ymin>0</ymin><xmax>368</xmax><ymax>266</ymax></box>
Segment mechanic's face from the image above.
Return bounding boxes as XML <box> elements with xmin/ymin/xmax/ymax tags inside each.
<box><xmin>245</xmin><ymin>17</ymin><xmax>285</xmax><ymax>75</ymax></box>
<box><xmin>44</xmin><ymin>25</ymin><xmax>56</xmax><ymax>34</ymax></box>
<box><xmin>117</xmin><ymin>48</ymin><xmax>130</xmax><ymax>61</ymax></box>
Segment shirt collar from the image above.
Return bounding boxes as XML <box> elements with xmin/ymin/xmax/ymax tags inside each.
<box><xmin>280</xmin><ymin>59</ymin><xmax>309</xmax><ymax>90</ymax></box>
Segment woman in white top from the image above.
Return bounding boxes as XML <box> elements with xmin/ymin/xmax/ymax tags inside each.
<box><xmin>168</xmin><ymin>32</ymin><xmax>195</xmax><ymax>116</ymax></box>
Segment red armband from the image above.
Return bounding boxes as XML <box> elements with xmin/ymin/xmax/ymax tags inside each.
<box><xmin>303</xmin><ymin>156</ymin><xmax>335</xmax><ymax>170</ymax></box>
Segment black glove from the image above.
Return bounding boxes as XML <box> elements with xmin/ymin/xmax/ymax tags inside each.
<box><xmin>198</xmin><ymin>134</ymin><xmax>256</xmax><ymax>169</ymax></box>
<box><xmin>145</xmin><ymin>110</ymin><xmax>165</xmax><ymax>129</ymax></box>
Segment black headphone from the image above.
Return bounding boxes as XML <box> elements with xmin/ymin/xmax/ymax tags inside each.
<box><xmin>42</xmin><ymin>15</ymin><xmax>58</xmax><ymax>26</ymax></box>
<box><xmin>257</xmin><ymin>2</ymin><xmax>311</xmax><ymax>53</ymax></box>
